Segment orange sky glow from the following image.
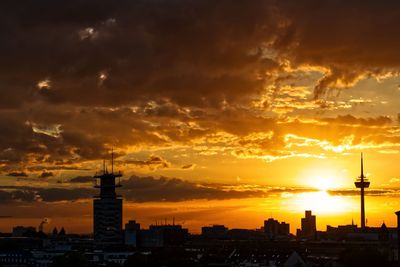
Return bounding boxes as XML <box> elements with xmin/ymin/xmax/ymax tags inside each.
<box><xmin>1</xmin><ymin>1</ymin><xmax>400</xmax><ymax>235</ymax></box>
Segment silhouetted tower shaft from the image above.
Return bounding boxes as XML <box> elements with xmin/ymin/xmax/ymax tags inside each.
<box><xmin>93</xmin><ymin>151</ymin><xmax>123</xmax><ymax>245</ymax></box>
<box><xmin>354</xmin><ymin>153</ymin><xmax>370</xmax><ymax>229</ymax></box>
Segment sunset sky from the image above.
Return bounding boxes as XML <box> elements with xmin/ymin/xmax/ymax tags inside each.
<box><xmin>1</xmin><ymin>0</ymin><xmax>400</xmax><ymax>234</ymax></box>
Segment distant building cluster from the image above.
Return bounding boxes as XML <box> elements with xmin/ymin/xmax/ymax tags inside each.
<box><xmin>125</xmin><ymin>220</ymin><xmax>188</xmax><ymax>248</ymax></box>
<box><xmin>1</xmin><ymin>212</ymin><xmax>399</xmax><ymax>266</ymax></box>
<box><xmin>264</xmin><ymin>218</ymin><xmax>290</xmax><ymax>239</ymax></box>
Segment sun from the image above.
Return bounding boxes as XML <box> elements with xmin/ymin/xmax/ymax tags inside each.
<box><xmin>313</xmin><ymin>177</ymin><xmax>336</xmax><ymax>191</ymax></box>
<box><xmin>284</xmin><ymin>167</ymin><xmax>357</xmax><ymax>214</ymax></box>
<box><xmin>301</xmin><ymin>167</ymin><xmax>347</xmax><ymax>191</ymax></box>
<box><xmin>289</xmin><ymin>191</ymin><xmax>356</xmax><ymax>214</ymax></box>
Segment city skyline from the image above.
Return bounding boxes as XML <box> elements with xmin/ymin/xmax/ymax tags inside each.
<box><xmin>1</xmin><ymin>153</ymin><xmax>397</xmax><ymax>235</ymax></box>
<box><xmin>2</xmin><ymin>0</ymin><xmax>400</xmax><ymax>236</ymax></box>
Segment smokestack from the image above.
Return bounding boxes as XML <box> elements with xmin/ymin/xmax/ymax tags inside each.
<box><xmin>38</xmin><ymin>218</ymin><xmax>50</xmax><ymax>232</ymax></box>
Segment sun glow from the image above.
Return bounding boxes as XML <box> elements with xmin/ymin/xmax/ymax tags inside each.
<box><xmin>313</xmin><ymin>177</ymin><xmax>337</xmax><ymax>191</ymax></box>
<box><xmin>301</xmin><ymin>167</ymin><xmax>348</xmax><ymax>191</ymax></box>
<box><xmin>286</xmin><ymin>166</ymin><xmax>357</xmax><ymax>214</ymax></box>
<box><xmin>281</xmin><ymin>191</ymin><xmax>357</xmax><ymax>215</ymax></box>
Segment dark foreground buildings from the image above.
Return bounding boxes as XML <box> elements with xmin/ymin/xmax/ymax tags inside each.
<box><xmin>1</xmin><ymin>210</ymin><xmax>400</xmax><ymax>266</ymax></box>
<box><xmin>264</xmin><ymin>218</ymin><xmax>290</xmax><ymax>239</ymax></box>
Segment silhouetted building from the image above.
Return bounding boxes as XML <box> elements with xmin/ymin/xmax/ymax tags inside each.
<box><xmin>201</xmin><ymin>225</ymin><xmax>228</xmax><ymax>239</ymax></box>
<box><xmin>52</xmin><ymin>227</ymin><xmax>58</xmax><ymax>237</ymax></box>
<box><xmin>12</xmin><ymin>226</ymin><xmax>36</xmax><ymax>237</ymax></box>
<box><xmin>58</xmin><ymin>227</ymin><xmax>66</xmax><ymax>237</ymax></box>
<box><xmin>125</xmin><ymin>220</ymin><xmax>140</xmax><ymax>247</ymax></box>
<box><xmin>284</xmin><ymin>251</ymin><xmax>306</xmax><ymax>267</ymax></box>
<box><xmin>297</xmin><ymin>210</ymin><xmax>316</xmax><ymax>240</ymax></box>
<box><xmin>226</xmin><ymin>229</ymin><xmax>266</xmax><ymax>240</ymax></box>
<box><xmin>138</xmin><ymin>224</ymin><xmax>188</xmax><ymax>247</ymax></box>
<box><xmin>379</xmin><ymin>222</ymin><xmax>390</xmax><ymax>242</ymax></box>
<box><xmin>355</xmin><ymin>153</ymin><xmax>370</xmax><ymax>229</ymax></box>
<box><xmin>93</xmin><ymin>155</ymin><xmax>123</xmax><ymax>245</ymax></box>
<box><xmin>325</xmin><ymin>222</ymin><xmax>357</xmax><ymax>240</ymax></box>
<box><xmin>264</xmin><ymin>218</ymin><xmax>290</xmax><ymax>239</ymax></box>
<box><xmin>0</xmin><ymin>250</ymin><xmax>35</xmax><ymax>267</ymax></box>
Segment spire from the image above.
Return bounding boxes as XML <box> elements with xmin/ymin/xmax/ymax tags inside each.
<box><xmin>59</xmin><ymin>227</ymin><xmax>66</xmax><ymax>236</ymax></box>
<box><xmin>360</xmin><ymin>152</ymin><xmax>364</xmax><ymax>179</ymax></box>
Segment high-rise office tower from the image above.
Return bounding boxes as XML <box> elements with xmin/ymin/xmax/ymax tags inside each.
<box><xmin>300</xmin><ymin>210</ymin><xmax>316</xmax><ymax>239</ymax></box>
<box><xmin>93</xmin><ymin>153</ymin><xmax>123</xmax><ymax>245</ymax></box>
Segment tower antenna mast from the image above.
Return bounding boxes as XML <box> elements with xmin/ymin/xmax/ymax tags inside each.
<box><xmin>354</xmin><ymin>152</ymin><xmax>370</xmax><ymax>229</ymax></box>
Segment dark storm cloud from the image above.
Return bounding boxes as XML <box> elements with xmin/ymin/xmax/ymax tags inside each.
<box><xmin>321</xmin><ymin>115</ymin><xmax>392</xmax><ymax>127</ymax></box>
<box><xmin>0</xmin><ymin>0</ymin><xmax>280</xmax><ymax>108</ymax></box>
<box><xmin>0</xmin><ymin>175</ymin><xmax>399</xmax><ymax>203</ymax></box>
<box><xmin>28</xmin><ymin>165</ymin><xmax>91</xmax><ymax>171</ymax></box>
<box><xmin>0</xmin><ymin>185</ymin><xmax>94</xmax><ymax>203</ymax></box>
<box><xmin>0</xmin><ymin>189</ymin><xmax>37</xmax><ymax>203</ymax></box>
<box><xmin>38</xmin><ymin>188</ymin><xmax>95</xmax><ymax>202</ymax></box>
<box><xmin>121</xmin><ymin>175</ymin><xmax>266</xmax><ymax>202</ymax></box>
<box><xmin>0</xmin><ymin>191</ymin><xmax>14</xmax><ymax>202</ymax></box>
<box><xmin>10</xmin><ymin>190</ymin><xmax>38</xmax><ymax>202</ymax></box>
<box><xmin>39</xmin><ymin>171</ymin><xmax>54</xmax><ymax>179</ymax></box>
<box><xmin>69</xmin><ymin>176</ymin><xmax>93</xmax><ymax>183</ymax></box>
<box><xmin>328</xmin><ymin>189</ymin><xmax>400</xmax><ymax>197</ymax></box>
<box><xmin>2</xmin><ymin>0</ymin><xmax>400</xmax><ymax>103</ymax></box>
<box><xmin>0</xmin><ymin>176</ymin><xmax>267</xmax><ymax>203</ymax></box>
<box><xmin>1</xmin><ymin>0</ymin><xmax>400</xmax><ymax>170</ymax></box>
<box><xmin>181</xmin><ymin>164</ymin><xmax>195</xmax><ymax>170</ymax></box>
<box><xmin>124</xmin><ymin>155</ymin><xmax>171</xmax><ymax>170</ymax></box>
<box><xmin>7</xmin><ymin>171</ymin><xmax>27</xmax><ymax>177</ymax></box>
<box><xmin>275</xmin><ymin>0</ymin><xmax>400</xmax><ymax>96</ymax></box>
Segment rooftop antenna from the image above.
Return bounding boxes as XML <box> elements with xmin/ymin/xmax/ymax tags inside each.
<box><xmin>111</xmin><ymin>148</ymin><xmax>114</xmax><ymax>174</ymax></box>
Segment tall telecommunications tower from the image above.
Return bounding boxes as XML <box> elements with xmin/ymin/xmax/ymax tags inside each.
<box><xmin>354</xmin><ymin>153</ymin><xmax>370</xmax><ymax>229</ymax></box>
